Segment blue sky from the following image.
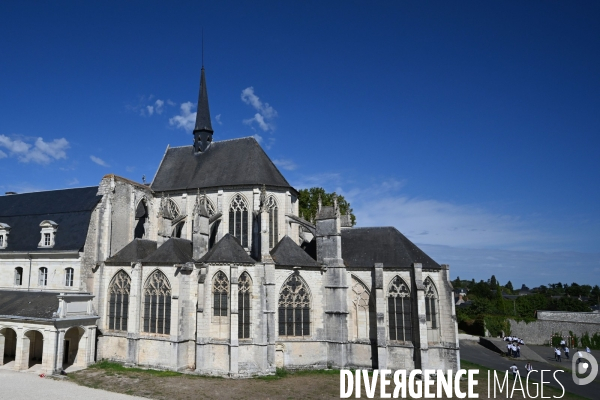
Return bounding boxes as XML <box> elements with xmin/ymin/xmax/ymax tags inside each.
<box><xmin>1</xmin><ymin>1</ymin><xmax>599</xmax><ymax>287</ymax></box>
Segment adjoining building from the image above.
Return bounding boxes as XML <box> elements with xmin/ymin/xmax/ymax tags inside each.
<box><xmin>0</xmin><ymin>66</ymin><xmax>459</xmax><ymax>376</ymax></box>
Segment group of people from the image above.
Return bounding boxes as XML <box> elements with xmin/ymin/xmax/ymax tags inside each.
<box><xmin>553</xmin><ymin>338</ymin><xmax>592</xmax><ymax>363</ymax></box>
<box><xmin>504</xmin><ymin>336</ymin><xmax>525</xmax><ymax>345</ymax></box>
<box><xmin>504</xmin><ymin>336</ymin><xmax>525</xmax><ymax>358</ymax></box>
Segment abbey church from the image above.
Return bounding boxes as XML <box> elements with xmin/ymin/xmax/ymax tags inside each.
<box><xmin>0</xmin><ymin>66</ymin><xmax>459</xmax><ymax>376</ymax></box>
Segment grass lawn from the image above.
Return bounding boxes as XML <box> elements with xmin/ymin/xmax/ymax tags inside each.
<box><xmin>65</xmin><ymin>360</ymin><xmax>586</xmax><ymax>399</ymax></box>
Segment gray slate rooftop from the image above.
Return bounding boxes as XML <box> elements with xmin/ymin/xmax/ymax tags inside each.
<box><xmin>105</xmin><ymin>239</ymin><xmax>157</xmax><ymax>264</ymax></box>
<box><xmin>0</xmin><ymin>290</ymin><xmax>59</xmax><ymax>319</ymax></box>
<box><xmin>0</xmin><ymin>187</ymin><xmax>102</xmax><ymax>252</ymax></box>
<box><xmin>151</xmin><ymin>137</ymin><xmax>293</xmax><ymax>192</ymax></box>
<box><xmin>341</xmin><ymin>227</ymin><xmax>441</xmax><ymax>269</ymax></box>
<box><xmin>141</xmin><ymin>238</ymin><xmax>193</xmax><ymax>264</ymax></box>
<box><xmin>198</xmin><ymin>234</ymin><xmax>255</xmax><ymax>264</ymax></box>
<box><xmin>271</xmin><ymin>235</ymin><xmax>320</xmax><ymax>267</ymax></box>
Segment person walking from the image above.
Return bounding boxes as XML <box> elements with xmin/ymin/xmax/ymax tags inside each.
<box><xmin>507</xmin><ymin>343</ymin><xmax>512</xmax><ymax>357</ymax></box>
<box><xmin>516</xmin><ymin>344</ymin><xmax>521</xmax><ymax>358</ymax></box>
<box><xmin>556</xmin><ymin>347</ymin><xmax>562</xmax><ymax>362</ymax></box>
<box><xmin>525</xmin><ymin>362</ymin><xmax>533</xmax><ymax>374</ymax></box>
<box><xmin>564</xmin><ymin>346</ymin><xmax>570</xmax><ymax>359</ymax></box>
<box><xmin>586</xmin><ymin>346</ymin><xmax>591</xmax><ymax>354</ymax></box>
<box><xmin>510</xmin><ymin>364</ymin><xmax>519</xmax><ymax>379</ymax></box>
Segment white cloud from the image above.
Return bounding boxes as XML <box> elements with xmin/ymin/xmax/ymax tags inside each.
<box><xmin>90</xmin><ymin>155</ymin><xmax>109</xmax><ymax>167</ymax></box>
<box><xmin>253</xmin><ymin>134</ymin><xmax>263</xmax><ymax>144</ymax></box>
<box><xmin>67</xmin><ymin>178</ymin><xmax>79</xmax><ymax>186</ymax></box>
<box><xmin>154</xmin><ymin>99</ymin><xmax>164</xmax><ymax>115</ymax></box>
<box><xmin>0</xmin><ymin>149</ymin><xmax>6</xmax><ymax>159</ymax></box>
<box><xmin>166</xmin><ymin>99</ymin><xmax>176</xmax><ymax>106</ymax></box>
<box><xmin>169</xmin><ymin>102</ymin><xmax>196</xmax><ymax>132</ymax></box>
<box><xmin>241</xmin><ymin>87</ymin><xmax>277</xmax><ymax>132</ymax></box>
<box><xmin>216</xmin><ymin>114</ymin><xmax>222</xmax><ymax>125</ymax></box>
<box><xmin>0</xmin><ymin>135</ymin><xmax>69</xmax><ymax>164</ymax></box>
<box><xmin>274</xmin><ymin>158</ymin><xmax>297</xmax><ymax>171</ymax></box>
<box><xmin>147</xmin><ymin>105</ymin><xmax>154</xmax><ymax>116</ymax></box>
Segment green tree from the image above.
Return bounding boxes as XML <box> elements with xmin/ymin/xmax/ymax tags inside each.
<box><xmin>490</xmin><ymin>275</ymin><xmax>498</xmax><ymax>288</ymax></box>
<box><xmin>505</xmin><ymin>281</ymin><xmax>514</xmax><ymax>293</ymax></box>
<box><xmin>298</xmin><ymin>187</ymin><xmax>355</xmax><ymax>225</ymax></box>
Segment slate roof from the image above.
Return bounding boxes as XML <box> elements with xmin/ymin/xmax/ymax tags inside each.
<box><xmin>341</xmin><ymin>227</ymin><xmax>441</xmax><ymax>269</ymax></box>
<box><xmin>198</xmin><ymin>234</ymin><xmax>256</xmax><ymax>264</ymax></box>
<box><xmin>271</xmin><ymin>235</ymin><xmax>320</xmax><ymax>267</ymax></box>
<box><xmin>0</xmin><ymin>290</ymin><xmax>59</xmax><ymax>319</ymax></box>
<box><xmin>141</xmin><ymin>238</ymin><xmax>193</xmax><ymax>264</ymax></box>
<box><xmin>151</xmin><ymin>137</ymin><xmax>293</xmax><ymax>192</ymax></box>
<box><xmin>0</xmin><ymin>187</ymin><xmax>102</xmax><ymax>252</ymax></box>
<box><xmin>316</xmin><ymin>206</ymin><xmax>336</xmax><ymax>220</ymax></box>
<box><xmin>194</xmin><ymin>67</ymin><xmax>212</xmax><ymax>132</ymax></box>
<box><xmin>105</xmin><ymin>239</ymin><xmax>157</xmax><ymax>264</ymax></box>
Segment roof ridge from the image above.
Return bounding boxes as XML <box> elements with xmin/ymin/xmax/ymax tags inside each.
<box><xmin>0</xmin><ymin>185</ymin><xmax>98</xmax><ymax>196</ymax></box>
<box><xmin>167</xmin><ymin>136</ymin><xmax>255</xmax><ymax>150</ymax></box>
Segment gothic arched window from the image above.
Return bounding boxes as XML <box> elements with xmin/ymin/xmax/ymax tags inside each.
<box><xmin>143</xmin><ymin>270</ymin><xmax>172</xmax><ymax>335</ymax></box>
<box><xmin>229</xmin><ymin>194</ymin><xmax>249</xmax><ymax>248</ymax></box>
<box><xmin>213</xmin><ymin>271</ymin><xmax>229</xmax><ymax>317</ymax></box>
<box><xmin>108</xmin><ymin>271</ymin><xmax>131</xmax><ymax>331</ymax></box>
<box><xmin>238</xmin><ymin>272</ymin><xmax>251</xmax><ymax>338</ymax></box>
<box><xmin>267</xmin><ymin>196</ymin><xmax>278</xmax><ymax>248</ymax></box>
<box><xmin>424</xmin><ymin>277</ymin><xmax>440</xmax><ymax>342</ymax></box>
<box><xmin>388</xmin><ymin>276</ymin><xmax>412</xmax><ymax>342</ymax></box>
<box><xmin>197</xmin><ymin>194</ymin><xmax>216</xmax><ymax>216</ymax></box>
<box><xmin>350</xmin><ymin>276</ymin><xmax>371</xmax><ymax>340</ymax></box>
<box><xmin>278</xmin><ymin>274</ymin><xmax>311</xmax><ymax>337</ymax></box>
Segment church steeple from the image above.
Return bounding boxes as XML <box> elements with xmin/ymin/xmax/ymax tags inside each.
<box><xmin>193</xmin><ymin>66</ymin><xmax>213</xmax><ymax>153</ymax></box>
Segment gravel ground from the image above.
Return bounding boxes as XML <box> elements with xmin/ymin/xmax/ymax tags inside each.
<box><xmin>0</xmin><ymin>369</ymin><xmax>147</xmax><ymax>400</ymax></box>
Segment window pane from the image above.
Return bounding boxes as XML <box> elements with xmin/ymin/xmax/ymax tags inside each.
<box><xmin>214</xmin><ymin>293</ymin><xmax>220</xmax><ymax>316</ymax></box>
<box><xmin>235</xmin><ymin>210</ymin><xmax>241</xmax><ymax>238</ymax></box>
<box><xmin>242</xmin><ymin>210</ymin><xmax>248</xmax><ymax>247</ymax></box>
<box><xmin>425</xmin><ymin>298</ymin><xmax>431</xmax><ymax>322</ymax></box>
<box><xmin>143</xmin><ymin>295</ymin><xmax>150</xmax><ymax>332</ymax></box>
<box><xmin>165</xmin><ymin>296</ymin><xmax>171</xmax><ymax>335</ymax></box>
<box><xmin>109</xmin><ymin>293</ymin><xmax>116</xmax><ymax>330</ymax></box>
<box><xmin>286</xmin><ymin>307</ymin><xmax>294</xmax><ymax>335</ymax></box>
<box><xmin>229</xmin><ymin>211</ymin><xmax>235</xmax><ymax>235</ymax></box>
<box><xmin>278</xmin><ymin>307</ymin><xmax>286</xmax><ymax>335</ymax></box>
<box><xmin>221</xmin><ymin>293</ymin><xmax>228</xmax><ymax>316</ymax></box>
<box><xmin>157</xmin><ymin>295</ymin><xmax>165</xmax><ymax>334</ymax></box>
<box><xmin>302</xmin><ymin>307</ymin><xmax>310</xmax><ymax>336</ymax></box>
<box><xmin>388</xmin><ymin>297</ymin><xmax>396</xmax><ymax>340</ymax></box>
<box><xmin>431</xmin><ymin>301</ymin><xmax>437</xmax><ymax>329</ymax></box>
<box><xmin>150</xmin><ymin>295</ymin><xmax>157</xmax><ymax>333</ymax></box>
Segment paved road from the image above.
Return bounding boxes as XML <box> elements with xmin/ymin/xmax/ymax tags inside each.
<box><xmin>460</xmin><ymin>340</ymin><xmax>599</xmax><ymax>399</ymax></box>
<box><xmin>0</xmin><ymin>369</ymin><xmax>147</xmax><ymax>400</ymax></box>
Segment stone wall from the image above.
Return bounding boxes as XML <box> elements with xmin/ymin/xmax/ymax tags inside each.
<box><xmin>509</xmin><ymin>312</ymin><xmax>600</xmax><ymax>345</ymax></box>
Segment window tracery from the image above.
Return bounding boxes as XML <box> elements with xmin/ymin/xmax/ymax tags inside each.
<box><xmin>278</xmin><ymin>274</ymin><xmax>310</xmax><ymax>337</ymax></box>
<box><xmin>388</xmin><ymin>276</ymin><xmax>412</xmax><ymax>342</ymax></box>
<box><xmin>424</xmin><ymin>277</ymin><xmax>438</xmax><ymax>330</ymax></box>
<box><xmin>350</xmin><ymin>276</ymin><xmax>371</xmax><ymax>340</ymax></box>
<box><xmin>143</xmin><ymin>271</ymin><xmax>171</xmax><ymax>335</ymax></box>
<box><xmin>229</xmin><ymin>194</ymin><xmax>248</xmax><ymax>247</ymax></box>
<box><xmin>213</xmin><ymin>271</ymin><xmax>229</xmax><ymax>317</ymax></box>
<box><xmin>108</xmin><ymin>271</ymin><xmax>131</xmax><ymax>331</ymax></box>
<box><xmin>238</xmin><ymin>272</ymin><xmax>251</xmax><ymax>338</ymax></box>
<box><xmin>267</xmin><ymin>196</ymin><xmax>278</xmax><ymax>248</ymax></box>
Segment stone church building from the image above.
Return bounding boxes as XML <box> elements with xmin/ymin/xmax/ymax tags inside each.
<box><xmin>0</xmin><ymin>66</ymin><xmax>459</xmax><ymax>376</ymax></box>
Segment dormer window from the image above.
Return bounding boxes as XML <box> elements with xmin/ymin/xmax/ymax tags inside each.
<box><xmin>38</xmin><ymin>220</ymin><xmax>58</xmax><ymax>248</ymax></box>
<box><xmin>0</xmin><ymin>223</ymin><xmax>10</xmax><ymax>249</ymax></box>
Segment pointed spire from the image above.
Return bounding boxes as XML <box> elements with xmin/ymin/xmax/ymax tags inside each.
<box><xmin>193</xmin><ymin>66</ymin><xmax>213</xmax><ymax>152</ymax></box>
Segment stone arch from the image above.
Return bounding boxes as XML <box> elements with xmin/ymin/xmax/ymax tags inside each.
<box><xmin>278</xmin><ymin>273</ymin><xmax>312</xmax><ymax>337</ymax></box>
<box><xmin>22</xmin><ymin>329</ymin><xmax>44</xmax><ymax>369</ymax></box>
<box><xmin>348</xmin><ymin>275</ymin><xmax>373</xmax><ymax>341</ymax></box>
<box><xmin>0</xmin><ymin>326</ymin><xmax>17</xmax><ymax>366</ymax></box>
<box><xmin>63</xmin><ymin>326</ymin><xmax>86</xmax><ymax>368</ymax></box>
<box><xmin>387</xmin><ymin>276</ymin><xmax>412</xmax><ymax>342</ymax></box>
<box><xmin>228</xmin><ymin>193</ymin><xmax>249</xmax><ymax>248</ymax></box>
